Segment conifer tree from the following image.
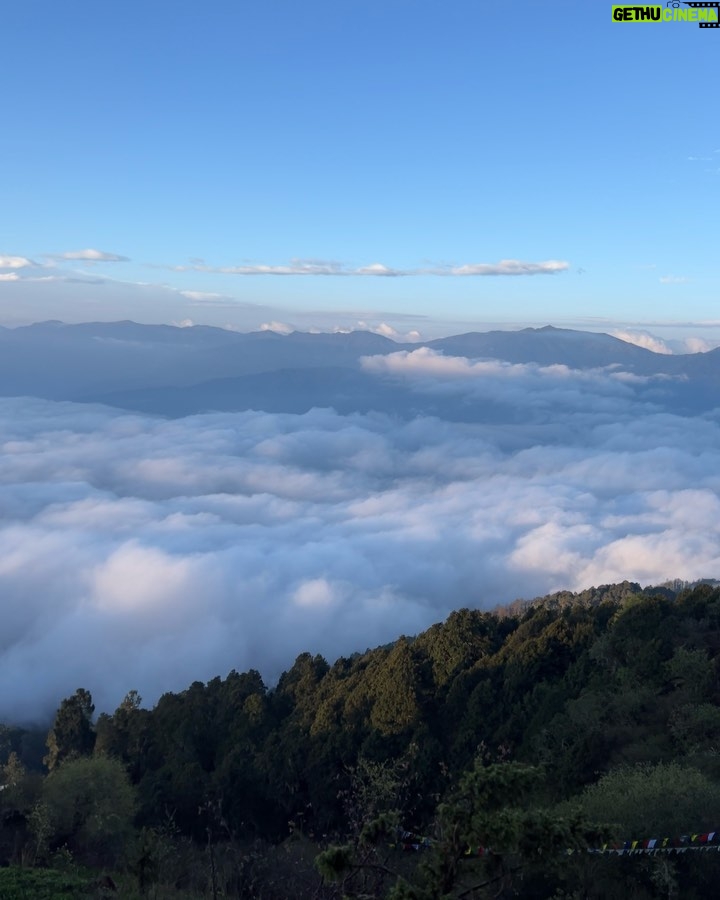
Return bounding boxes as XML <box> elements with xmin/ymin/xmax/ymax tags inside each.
<box><xmin>44</xmin><ymin>688</ymin><xmax>95</xmax><ymax>772</ymax></box>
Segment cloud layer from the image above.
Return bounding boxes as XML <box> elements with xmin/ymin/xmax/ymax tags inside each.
<box><xmin>2</xmin><ymin>356</ymin><xmax>720</xmax><ymax>723</ymax></box>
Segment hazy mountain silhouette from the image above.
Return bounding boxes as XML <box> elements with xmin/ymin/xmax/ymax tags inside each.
<box><xmin>92</xmin><ymin>366</ymin><xmax>533</xmax><ymax>423</ymax></box>
<box><xmin>427</xmin><ymin>326</ymin><xmax>657</xmax><ymax>369</ymax></box>
<box><xmin>1</xmin><ymin>321</ymin><xmax>718</xmax><ymax>417</ymax></box>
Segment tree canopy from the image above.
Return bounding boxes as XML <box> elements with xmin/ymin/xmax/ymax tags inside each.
<box><xmin>3</xmin><ymin>581</ymin><xmax>720</xmax><ymax>897</ymax></box>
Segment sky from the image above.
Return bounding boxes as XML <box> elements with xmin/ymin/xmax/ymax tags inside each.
<box><xmin>1</xmin><ymin>0</ymin><xmax>718</xmax><ymax>342</ymax></box>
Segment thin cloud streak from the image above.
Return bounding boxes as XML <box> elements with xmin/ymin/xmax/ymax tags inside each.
<box><xmin>170</xmin><ymin>258</ymin><xmax>570</xmax><ymax>277</ymax></box>
<box><xmin>56</xmin><ymin>249</ymin><xmax>130</xmax><ymax>262</ymax></box>
<box><xmin>436</xmin><ymin>259</ymin><xmax>569</xmax><ymax>276</ymax></box>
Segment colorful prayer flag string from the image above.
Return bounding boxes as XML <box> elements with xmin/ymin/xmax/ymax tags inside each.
<box><xmin>392</xmin><ymin>827</ymin><xmax>720</xmax><ymax>857</ymax></box>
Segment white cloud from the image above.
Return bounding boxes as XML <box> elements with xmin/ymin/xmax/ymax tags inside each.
<box><xmin>611</xmin><ymin>329</ymin><xmax>673</xmax><ymax>355</ymax></box>
<box><xmin>0</xmin><ymin>255</ymin><xmax>34</xmax><ymax>269</ymax></box>
<box><xmin>659</xmin><ymin>275</ymin><xmax>689</xmax><ymax>284</ymax></box>
<box><xmin>260</xmin><ymin>321</ymin><xmax>294</xmax><ymax>334</ymax></box>
<box><xmin>215</xmin><ymin>260</ymin><xmax>353</xmax><ymax>276</ymax></box>
<box><xmin>179</xmin><ymin>291</ymin><xmax>226</xmax><ymax>301</ymax></box>
<box><xmin>433</xmin><ymin>259</ymin><xmax>569</xmax><ymax>276</ymax></box>
<box><xmin>293</xmin><ymin>578</ymin><xmax>341</xmax><ymax>609</ymax></box>
<box><xmin>373</xmin><ymin>323</ymin><xmax>401</xmax><ymax>338</ymax></box>
<box><xmin>355</xmin><ymin>321</ymin><xmax>422</xmax><ymax>341</ymax></box>
<box><xmin>92</xmin><ymin>542</ymin><xmax>195</xmax><ymax>615</ymax></box>
<box><xmin>361</xmin><ymin>348</ymin><xmax>633</xmax><ymax>388</ymax></box>
<box><xmin>355</xmin><ymin>263</ymin><xmax>405</xmax><ymax>277</ymax></box>
<box><xmin>0</xmin><ymin>273</ymin><xmax>20</xmax><ymax>282</ymax></box>
<box><xmin>682</xmin><ymin>337</ymin><xmax>714</xmax><ymax>353</ymax></box>
<box><xmin>363</xmin><ymin>347</ymin><xmax>497</xmax><ymax>378</ymax></box>
<box><xmin>59</xmin><ymin>249</ymin><xmax>129</xmax><ymax>262</ymax></box>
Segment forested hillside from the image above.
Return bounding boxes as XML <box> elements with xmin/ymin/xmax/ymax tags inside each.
<box><xmin>3</xmin><ymin>581</ymin><xmax>720</xmax><ymax>898</ymax></box>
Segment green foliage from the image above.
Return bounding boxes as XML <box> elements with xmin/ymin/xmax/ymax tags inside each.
<box><xmin>571</xmin><ymin>761</ymin><xmax>720</xmax><ymax>837</ymax></box>
<box><xmin>370</xmin><ymin>639</ymin><xmax>426</xmax><ymax>736</ymax></box>
<box><xmin>385</xmin><ymin>878</ymin><xmax>431</xmax><ymax>900</ymax></box>
<box><xmin>40</xmin><ymin>755</ymin><xmax>136</xmax><ymax>866</ymax></box>
<box><xmin>314</xmin><ymin>843</ymin><xmax>354</xmax><ymax>881</ymax></box>
<box><xmin>1</xmin><ymin>752</ymin><xmax>42</xmax><ymax>813</ymax></box>
<box><xmin>390</xmin><ymin>760</ymin><xmax>609</xmax><ymax>900</ymax></box>
<box><xmin>0</xmin><ymin>725</ymin><xmax>45</xmax><ymax>771</ymax></box>
<box><xmin>439</xmin><ymin>760</ymin><xmax>536</xmax><ymax>856</ymax></box>
<box><xmin>0</xmin><ymin>866</ymin><xmax>94</xmax><ymax>899</ymax></box>
<box><xmin>665</xmin><ymin>646</ymin><xmax>714</xmax><ymax>700</ymax></box>
<box><xmin>669</xmin><ymin>702</ymin><xmax>720</xmax><ymax>755</ymax></box>
<box><xmin>440</xmin><ymin>759</ymin><xmax>605</xmax><ymax>858</ymax></box>
<box><xmin>415</xmin><ymin>608</ymin><xmax>498</xmax><ymax>686</ymax></box>
<box><xmin>341</xmin><ymin>753</ymin><xmax>415</xmax><ymax>835</ymax></box>
<box><xmin>44</xmin><ymin>689</ymin><xmax>95</xmax><ymax>772</ymax></box>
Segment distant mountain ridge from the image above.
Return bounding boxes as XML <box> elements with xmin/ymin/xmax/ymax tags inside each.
<box><xmin>429</xmin><ymin>325</ymin><xmax>657</xmax><ymax>369</ymax></box>
<box><xmin>1</xmin><ymin>321</ymin><xmax>717</xmax><ymax>417</ymax></box>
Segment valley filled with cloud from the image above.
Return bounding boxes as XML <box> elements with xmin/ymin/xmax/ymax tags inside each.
<box><xmin>2</xmin><ymin>328</ymin><xmax>720</xmax><ymax>724</ymax></box>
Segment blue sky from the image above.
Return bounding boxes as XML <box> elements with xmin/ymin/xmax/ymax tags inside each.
<box><xmin>1</xmin><ymin>0</ymin><xmax>718</xmax><ymax>341</ymax></box>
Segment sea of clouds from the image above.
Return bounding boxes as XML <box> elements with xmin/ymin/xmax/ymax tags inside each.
<box><xmin>2</xmin><ymin>350</ymin><xmax>720</xmax><ymax>723</ymax></box>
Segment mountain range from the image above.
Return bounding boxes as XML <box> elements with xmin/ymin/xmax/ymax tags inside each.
<box><xmin>0</xmin><ymin>321</ymin><xmax>716</xmax><ymax>418</ymax></box>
